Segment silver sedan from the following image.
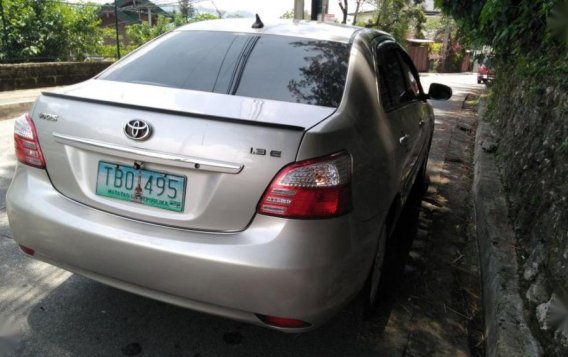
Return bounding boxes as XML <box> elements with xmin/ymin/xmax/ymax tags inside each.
<box><xmin>7</xmin><ymin>18</ymin><xmax>451</xmax><ymax>331</ymax></box>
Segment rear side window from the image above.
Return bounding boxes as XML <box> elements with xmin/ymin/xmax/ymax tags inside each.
<box><xmin>99</xmin><ymin>31</ymin><xmax>351</xmax><ymax>108</ymax></box>
<box><xmin>399</xmin><ymin>57</ymin><xmax>421</xmax><ymax>98</ymax></box>
<box><xmin>377</xmin><ymin>48</ymin><xmax>407</xmax><ymax>110</ymax></box>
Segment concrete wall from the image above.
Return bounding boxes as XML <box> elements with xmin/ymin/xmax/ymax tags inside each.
<box><xmin>0</xmin><ymin>62</ymin><xmax>112</xmax><ymax>91</ymax></box>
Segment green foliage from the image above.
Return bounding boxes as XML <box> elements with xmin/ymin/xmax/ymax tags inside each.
<box><xmin>125</xmin><ymin>12</ymin><xmax>218</xmax><ymax>52</ymax></box>
<box><xmin>280</xmin><ymin>10</ymin><xmax>295</xmax><ymax>19</ymax></box>
<box><xmin>126</xmin><ymin>15</ymin><xmax>173</xmax><ymax>49</ymax></box>
<box><xmin>428</xmin><ymin>41</ymin><xmax>442</xmax><ymax>71</ymax></box>
<box><xmin>0</xmin><ymin>0</ymin><xmax>102</xmax><ymax>62</ymax></box>
<box><xmin>362</xmin><ymin>0</ymin><xmax>426</xmax><ymax>43</ymax></box>
<box><xmin>190</xmin><ymin>13</ymin><xmax>219</xmax><ymax>22</ymax></box>
<box><xmin>429</xmin><ymin>42</ymin><xmax>442</xmax><ymax>54</ymax></box>
<box><xmin>178</xmin><ymin>0</ymin><xmax>195</xmax><ymax>20</ymax></box>
<box><xmin>435</xmin><ymin>0</ymin><xmax>568</xmax><ymax>76</ymax></box>
<box><xmin>280</xmin><ymin>10</ymin><xmax>310</xmax><ymax>19</ymax></box>
<box><xmin>562</xmin><ymin>136</ymin><xmax>568</xmax><ymax>150</ymax></box>
<box><xmin>99</xmin><ymin>27</ymin><xmax>123</xmax><ymax>59</ymax></box>
<box><xmin>424</xmin><ymin>16</ymin><xmax>444</xmax><ymax>36</ymax></box>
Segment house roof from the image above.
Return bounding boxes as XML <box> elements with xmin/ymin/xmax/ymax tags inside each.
<box><xmin>101</xmin><ymin>0</ymin><xmax>169</xmax><ymax>24</ymax></box>
<box><xmin>104</xmin><ymin>0</ymin><xmax>167</xmax><ymax>11</ymax></box>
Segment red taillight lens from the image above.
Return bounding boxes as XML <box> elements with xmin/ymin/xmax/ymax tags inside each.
<box><xmin>19</xmin><ymin>245</ymin><xmax>35</xmax><ymax>256</ymax></box>
<box><xmin>257</xmin><ymin>152</ymin><xmax>352</xmax><ymax>219</ymax></box>
<box><xmin>14</xmin><ymin>113</ymin><xmax>46</xmax><ymax>169</ymax></box>
<box><xmin>256</xmin><ymin>314</ymin><xmax>311</xmax><ymax>328</ymax></box>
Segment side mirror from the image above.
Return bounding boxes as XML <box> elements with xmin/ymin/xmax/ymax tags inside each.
<box><xmin>428</xmin><ymin>83</ymin><xmax>452</xmax><ymax>100</ymax></box>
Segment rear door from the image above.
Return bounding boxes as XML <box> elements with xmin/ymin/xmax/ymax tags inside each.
<box><xmin>376</xmin><ymin>42</ymin><xmax>422</xmax><ymax>195</ymax></box>
<box><xmin>396</xmin><ymin>49</ymin><xmax>432</xmax><ymax>175</ymax></box>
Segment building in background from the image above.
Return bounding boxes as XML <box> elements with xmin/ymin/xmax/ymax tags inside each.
<box><xmin>100</xmin><ymin>0</ymin><xmax>169</xmax><ymax>44</ymax></box>
<box><xmin>424</xmin><ymin>0</ymin><xmax>436</xmax><ymax>12</ymax></box>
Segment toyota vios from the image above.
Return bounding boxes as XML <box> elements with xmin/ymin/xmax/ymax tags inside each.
<box><xmin>7</xmin><ymin>19</ymin><xmax>451</xmax><ymax>331</ymax></box>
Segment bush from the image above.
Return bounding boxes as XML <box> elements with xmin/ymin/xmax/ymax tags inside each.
<box><xmin>0</xmin><ymin>0</ymin><xmax>102</xmax><ymax>62</ymax></box>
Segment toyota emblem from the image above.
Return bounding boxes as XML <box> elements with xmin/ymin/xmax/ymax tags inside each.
<box><xmin>124</xmin><ymin>120</ymin><xmax>152</xmax><ymax>141</ymax></box>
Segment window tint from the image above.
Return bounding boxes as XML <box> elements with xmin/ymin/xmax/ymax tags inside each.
<box><xmin>377</xmin><ymin>48</ymin><xmax>407</xmax><ymax>110</ymax></box>
<box><xmin>100</xmin><ymin>31</ymin><xmax>246</xmax><ymax>93</ymax></box>
<box><xmin>235</xmin><ymin>35</ymin><xmax>351</xmax><ymax>107</ymax></box>
<box><xmin>100</xmin><ymin>31</ymin><xmax>351</xmax><ymax>108</ymax></box>
<box><xmin>398</xmin><ymin>53</ymin><xmax>421</xmax><ymax>98</ymax></box>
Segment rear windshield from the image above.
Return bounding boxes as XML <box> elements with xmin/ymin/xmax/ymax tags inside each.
<box><xmin>99</xmin><ymin>31</ymin><xmax>351</xmax><ymax>108</ymax></box>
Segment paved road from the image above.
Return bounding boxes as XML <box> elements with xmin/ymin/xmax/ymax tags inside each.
<box><xmin>0</xmin><ymin>74</ymin><xmax>485</xmax><ymax>356</ymax></box>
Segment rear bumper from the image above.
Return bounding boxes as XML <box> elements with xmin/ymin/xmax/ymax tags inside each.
<box><xmin>477</xmin><ymin>74</ymin><xmax>495</xmax><ymax>82</ymax></box>
<box><xmin>6</xmin><ymin>165</ymin><xmax>378</xmax><ymax>331</ymax></box>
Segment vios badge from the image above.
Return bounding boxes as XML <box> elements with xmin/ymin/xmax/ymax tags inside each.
<box><xmin>124</xmin><ymin>120</ymin><xmax>152</xmax><ymax>141</ymax></box>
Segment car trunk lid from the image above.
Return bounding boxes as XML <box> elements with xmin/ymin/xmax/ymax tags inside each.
<box><xmin>32</xmin><ymin>81</ymin><xmax>336</xmax><ymax>231</ymax></box>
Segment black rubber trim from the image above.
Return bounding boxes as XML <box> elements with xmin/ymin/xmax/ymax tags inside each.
<box><xmin>41</xmin><ymin>91</ymin><xmax>306</xmax><ymax>132</ymax></box>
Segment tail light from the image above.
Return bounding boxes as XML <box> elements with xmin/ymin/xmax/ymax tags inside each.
<box><xmin>256</xmin><ymin>314</ymin><xmax>311</xmax><ymax>328</ymax></box>
<box><xmin>14</xmin><ymin>113</ymin><xmax>46</xmax><ymax>169</ymax></box>
<box><xmin>19</xmin><ymin>245</ymin><xmax>35</xmax><ymax>256</ymax></box>
<box><xmin>257</xmin><ymin>151</ymin><xmax>352</xmax><ymax>219</ymax></box>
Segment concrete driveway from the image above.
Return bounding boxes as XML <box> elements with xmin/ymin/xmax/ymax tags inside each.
<box><xmin>0</xmin><ymin>73</ymin><xmax>486</xmax><ymax>356</ymax></box>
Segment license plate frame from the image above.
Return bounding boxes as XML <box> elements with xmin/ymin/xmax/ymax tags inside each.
<box><xmin>95</xmin><ymin>161</ymin><xmax>186</xmax><ymax>213</ymax></box>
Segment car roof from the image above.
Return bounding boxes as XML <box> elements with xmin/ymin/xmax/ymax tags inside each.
<box><xmin>177</xmin><ymin>18</ymin><xmax>366</xmax><ymax>44</ymax></box>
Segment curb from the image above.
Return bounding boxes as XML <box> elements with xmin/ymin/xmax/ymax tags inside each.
<box><xmin>0</xmin><ymin>101</ymin><xmax>33</xmax><ymax>120</ymax></box>
<box><xmin>473</xmin><ymin>97</ymin><xmax>543</xmax><ymax>356</ymax></box>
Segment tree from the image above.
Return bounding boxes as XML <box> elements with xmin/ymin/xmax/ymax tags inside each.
<box><xmin>126</xmin><ymin>15</ymin><xmax>172</xmax><ymax>49</ymax></box>
<box><xmin>338</xmin><ymin>0</ymin><xmax>348</xmax><ymax>24</ymax></box>
<box><xmin>209</xmin><ymin>0</ymin><xmax>224</xmax><ymax>18</ymax></box>
<box><xmin>0</xmin><ymin>0</ymin><xmax>102</xmax><ymax>62</ymax></box>
<box><xmin>179</xmin><ymin>0</ymin><xmax>189</xmax><ymax>17</ymax></box>
<box><xmin>125</xmin><ymin>12</ymin><xmax>219</xmax><ymax>51</ymax></box>
<box><xmin>435</xmin><ymin>0</ymin><xmax>566</xmax><ymax>57</ymax></box>
<box><xmin>287</xmin><ymin>40</ymin><xmax>350</xmax><ymax>107</ymax></box>
<box><xmin>352</xmin><ymin>0</ymin><xmax>363</xmax><ymax>25</ymax></box>
<box><xmin>178</xmin><ymin>0</ymin><xmax>195</xmax><ymax>22</ymax></box>
<box><xmin>361</xmin><ymin>0</ymin><xmax>426</xmax><ymax>43</ymax></box>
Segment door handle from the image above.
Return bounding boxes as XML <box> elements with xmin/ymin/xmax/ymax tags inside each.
<box><xmin>399</xmin><ymin>134</ymin><xmax>410</xmax><ymax>145</ymax></box>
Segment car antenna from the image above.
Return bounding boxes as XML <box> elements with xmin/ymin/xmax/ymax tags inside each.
<box><xmin>252</xmin><ymin>14</ymin><xmax>264</xmax><ymax>29</ymax></box>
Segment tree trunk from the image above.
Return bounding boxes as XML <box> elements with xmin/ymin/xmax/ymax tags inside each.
<box><xmin>352</xmin><ymin>0</ymin><xmax>361</xmax><ymax>25</ymax></box>
<box><xmin>338</xmin><ymin>0</ymin><xmax>348</xmax><ymax>24</ymax></box>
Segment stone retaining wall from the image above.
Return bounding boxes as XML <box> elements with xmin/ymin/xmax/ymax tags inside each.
<box><xmin>0</xmin><ymin>62</ymin><xmax>112</xmax><ymax>91</ymax></box>
<box><xmin>488</xmin><ymin>70</ymin><xmax>568</xmax><ymax>356</ymax></box>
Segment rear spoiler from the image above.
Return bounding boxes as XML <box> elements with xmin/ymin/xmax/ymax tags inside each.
<box><xmin>42</xmin><ymin>91</ymin><xmax>306</xmax><ymax>132</ymax></box>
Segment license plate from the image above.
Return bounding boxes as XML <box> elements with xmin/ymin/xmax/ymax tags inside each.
<box><xmin>96</xmin><ymin>161</ymin><xmax>186</xmax><ymax>212</ymax></box>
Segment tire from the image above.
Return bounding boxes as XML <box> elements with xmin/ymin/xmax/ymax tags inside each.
<box><xmin>361</xmin><ymin>224</ymin><xmax>388</xmax><ymax>315</ymax></box>
<box><xmin>477</xmin><ymin>78</ymin><xmax>482</xmax><ymax>84</ymax></box>
<box><xmin>414</xmin><ymin>153</ymin><xmax>430</xmax><ymax>193</ymax></box>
